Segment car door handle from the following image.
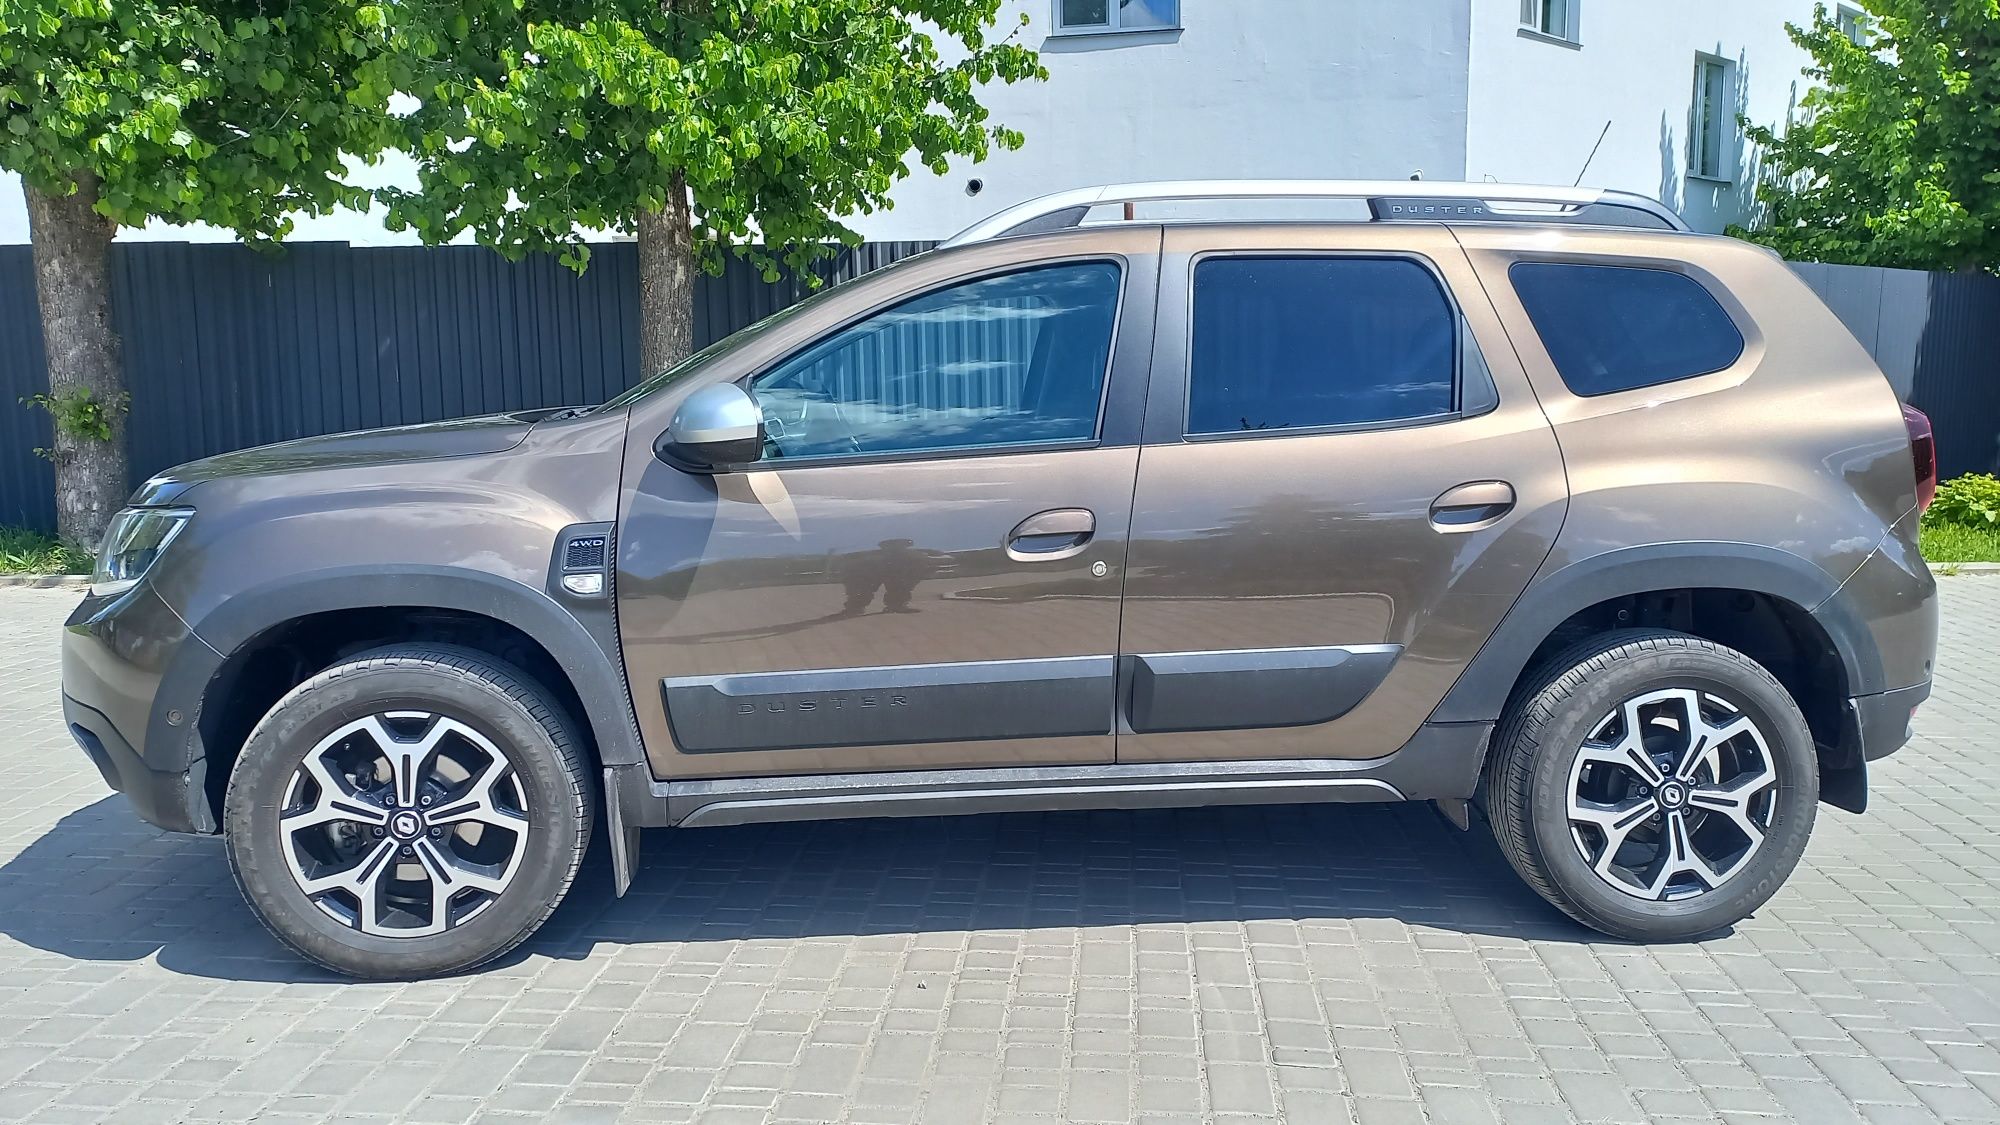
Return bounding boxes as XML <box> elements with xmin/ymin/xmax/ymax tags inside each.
<box><xmin>1429</xmin><ymin>481</ymin><xmax>1516</xmax><ymax>531</ymax></box>
<box><xmin>1007</xmin><ymin>508</ymin><xmax>1096</xmax><ymax>561</ymax></box>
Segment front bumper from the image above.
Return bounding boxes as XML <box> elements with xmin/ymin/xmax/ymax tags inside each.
<box><xmin>1849</xmin><ymin>680</ymin><xmax>1930</xmax><ymax>763</ymax></box>
<box><xmin>61</xmin><ymin>586</ymin><xmax>221</xmax><ymax>834</ymax></box>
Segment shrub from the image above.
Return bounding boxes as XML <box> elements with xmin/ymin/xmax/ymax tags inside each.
<box><xmin>1924</xmin><ymin>473</ymin><xmax>2000</xmax><ymax>529</ymax></box>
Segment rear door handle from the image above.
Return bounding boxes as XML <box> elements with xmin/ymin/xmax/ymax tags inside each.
<box><xmin>1429</xmin><ymin>481</ymin><xmax>1516</xmax><ymax>531</ymax></box>
<box><xmin>1007</xmin><ymin>508</ymin><xmax>1095</xmax><ymax>561</ymax></box>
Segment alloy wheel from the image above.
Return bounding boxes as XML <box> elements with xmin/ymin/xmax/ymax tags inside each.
<box><xmin>278</xmin><ymin>711</ymin><xmax>530</xmax><ymax>937</ymax></box>
<box><xmin>1566</xmin><ymin>687</ymin><xmax>1780</xmax><ymax>901</ymax></box>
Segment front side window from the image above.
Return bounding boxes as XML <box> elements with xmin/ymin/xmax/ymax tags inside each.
<box><xmin>1510</xmin><ymin>262</ymin><xmax>1745</xmax><ymax>397</ymax></box>
<box><xmin>1689</xmin><ymin>56</ymin><xmax>1734</xmax><ymax>181</ymax></box>
<box><xmin>1054</xmin><ymin>0</ymin><xmax>1180</xmax><ymax>34</ymax></box>
<box><xmin>749</xmin><ymin>263</ymin><xmax>1122</xmax><ymax>461</ymax></box>
<box><xmin>1187</xmin><ymin>257</ymin><xmax>1457</xmax><ymax>435</ymax></box>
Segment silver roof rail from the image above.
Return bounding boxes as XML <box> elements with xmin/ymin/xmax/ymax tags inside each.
<box><xmin>940</xmin><ymin>179</ymin><xmax>1690</xmax><ymax>247</ymax></box>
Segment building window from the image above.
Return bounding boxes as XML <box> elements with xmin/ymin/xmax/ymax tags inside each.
<box><xmin>1520</xmin><ymin>0</ymin><xmax>1576</xmax><ymax>42</ymax></box>
<box><xmin>1053</xmin><ymin>0</ymin><xmax>1180</xmax><ymax>35</ymax></box>
<box><xmin>1836</xmin><ymin>3</ymin><xmax>1870</xmax><ymax>45</ymax></box>
<box><xmin>1688</xmin><ymin>55</ymin><xmax>1734</xmax><ymax>182</ymax></box>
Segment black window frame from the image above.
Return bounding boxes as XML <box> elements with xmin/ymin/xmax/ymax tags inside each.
<box><xmin>1507</xmin><ymin>259</ymin><xmax>1748</xmax><ymax>398</ymax></box>
<box><xmin>1179</xmin><ymin>251</ymin><xmax>1490</xmax><ymax>442</ymax></box>
<box><xmin>734</xmin><ymin>255</ymin><xmax>1131</xmax><ymax>470</ymax></box>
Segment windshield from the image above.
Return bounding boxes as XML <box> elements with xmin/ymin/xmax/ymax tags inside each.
<box><xmin>598</xmin><ymin>251</ymin><xmax>934</xmax><ymax>412</ymax></box>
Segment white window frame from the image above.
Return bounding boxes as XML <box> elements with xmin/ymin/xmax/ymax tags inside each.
<box><xmin>1051</xmin><ymin>0</ymin><xmax>1182</xmax><ymax>36</ymax></box>
<box><xmin>1688</xmin><ymin>54</ymin><xmax>1736</xmax><ymax>183</ymax></box>
<box><xmin>1519</xmin><ymin>0</ymin><xmax>1578</xmax><ymax>44</ymax></box>
<box><xmin>1836</xmin><ymin>3</ymin><xmax>1870</xmax><ymax>46</ymax></box>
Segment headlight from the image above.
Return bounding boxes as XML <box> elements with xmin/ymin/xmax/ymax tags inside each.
<box><xmin>91</xmin><ymin>508</ymin><xmax>193</xmax><ymax>598</ymax></box>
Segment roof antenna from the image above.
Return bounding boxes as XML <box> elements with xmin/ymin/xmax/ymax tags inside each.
<box><xmin>1573</xmin><ymin>121</ymin><xmax>1612</xmax><ymax>186</ymax></box>
<box><xmin>1409</xmin><ymin>169</ymin><xmax>1423</xmax><ymax>181</ymax></box>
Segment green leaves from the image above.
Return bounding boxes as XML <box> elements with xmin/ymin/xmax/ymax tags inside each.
<box><xmin>0</xmin><ymin>0</ymin><xmax>400</xmax><ymax>240</ymax></box>
<box><xmin>1738</xmin><ymin>0</ymin><xmax>2000</xmax><ymax>271</ymax></box>
<box><xmin>380</xmin><ymin>0</ymin><xmax>1044</xmax><ymax>277</ymax></box>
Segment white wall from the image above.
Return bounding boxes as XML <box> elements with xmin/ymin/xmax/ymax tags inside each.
<box><xmin>849</xmin><ymin>0</ymin><xmax>1474</xmax><ymax>240</ymax></box>
<box><xmin>1464</xmin><ymin>0</ymin><xmax>1815</xmax><ymax>233</ymax></box>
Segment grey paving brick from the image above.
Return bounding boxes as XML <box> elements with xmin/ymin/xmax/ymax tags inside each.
<box><xmin>0</xmin><ymin>579</ymin><xmax>1998</xmax><ymax>1122</ymax></box>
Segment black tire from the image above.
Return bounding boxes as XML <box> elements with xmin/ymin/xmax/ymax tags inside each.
<box><xmin>225</xmin><ymin>645</ymin><xmax>593</xmax><ymax>979</ymax></box>
<box><xmin>1484</xmin><ymin>629</ymin><xmax>1818</xmax><ymax>941</ymax></box>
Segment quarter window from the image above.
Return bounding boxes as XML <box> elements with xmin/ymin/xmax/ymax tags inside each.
<box><xmin>749</xmin><ymin>263</ymin><xmax>1121</xmax><ymax>461</ymax></box>
<box><xmin>1054</xmin><ymin>0</ymin><xmax>1180</xmax><ymax>35</ymax></box>
<box><xmin>1510</xmin><ymin>262</ymin><xmax>1745</xmax><ymax>396</ymax></box>
<box><xmin>1187</xmin><ymin>257</ymin><xmax>1458</xmax><ymax>435</ymax></box>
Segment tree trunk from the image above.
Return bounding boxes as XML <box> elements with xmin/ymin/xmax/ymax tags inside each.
<box><xmin>24</xmin><ymin>174</ymin><xmax>127</xmax><ymax>551</ymax></box>
<box><xmin>637</xmin><ymin>172</ymin><xmax>696</xmax><ymax>378</ymax></box>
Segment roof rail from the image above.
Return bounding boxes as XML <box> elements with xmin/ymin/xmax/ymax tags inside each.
<box><xmin>939</xmin><ymin>179</ymin><xmax>1689</xmax><ymax>247</ymax></box>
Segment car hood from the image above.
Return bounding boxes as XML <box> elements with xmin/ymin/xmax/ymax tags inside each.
<box><xmin>129</xmin><ymin>410</ymin><xmax>558</xmax><ymax>507</ymax></box>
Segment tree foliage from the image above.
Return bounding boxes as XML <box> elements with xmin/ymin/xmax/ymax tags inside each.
<box><xmin>380</xmin><ymin>0</ymin><xmax>1044</xmax><ymax>278</ymax></box>
<box><xmin>1739</xmin><ymin>0</ymin><xmax>2000</xmax><ymax>271</ymax></box>
<box><xmin>0</xmin><ymin>0</ymin><xmax>399</xmax><ymax>239</ymax></box>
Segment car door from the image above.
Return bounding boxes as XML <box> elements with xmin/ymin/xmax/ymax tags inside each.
<box><xmin>615</xmin><ymin>228</ymin><xmax>1159</xmax><ymax>780</ymax></box>
<box><xmin>1116</xmin><ymin>224</ymin><xmax>1567</xmax><ymax>763</ymax></box>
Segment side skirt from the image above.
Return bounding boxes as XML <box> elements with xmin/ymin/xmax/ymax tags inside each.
<box><xmin>603</xmin><ymin>721</ymin><xmax>1493</xmax><ymax>891</ymax></box>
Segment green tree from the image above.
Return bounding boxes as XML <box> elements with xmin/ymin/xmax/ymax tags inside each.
<box><xmin>382</xmin><ymin>0</ymin><xmax>1043</xmax><ymax>377</ymax></box>
<box><xmin>1738</xmin><ymin>0</ymin><xmax>2000</xmax><ymax>271</ymax></box>
<box><xmin>0</xmin><ymin>0</ymin><xmax>397</xmax><ymax>546</ymax></box>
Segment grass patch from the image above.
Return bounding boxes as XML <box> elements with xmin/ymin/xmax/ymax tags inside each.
<box><xmin>0</xmin><ymin>527</ymin><xmax>90</xmax><ymax>576</ymax></box>
<box><xmin>1921</xmin><ymin>520</ymin><xmax>2000</xmax><ymax>565</ymax></box>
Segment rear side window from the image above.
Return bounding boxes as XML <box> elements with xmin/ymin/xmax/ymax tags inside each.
<box><xmin>1510</xmin><ymin>262</ymin><xmax>1745</xmax><ymax>396</ymax></box>
<box><xmin>1188</xmin><ymin>257</ymin><xmax>1456</xmax><ymax>434</ymax></box>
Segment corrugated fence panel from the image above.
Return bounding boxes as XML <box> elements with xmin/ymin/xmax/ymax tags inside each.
<box><xmin>0</xmin><ymin>248</ymin><xmax>54</xmax><ymax>531</ymax></box>
<box><xmin>0</xmin><ymin>239</ymin><xmax>932</xmax><ymax>533</ymax></box>
<box><xmin>9</xmin><ymin>242</ymin><xmax>1992</xmax><ymax>533</ymax></box>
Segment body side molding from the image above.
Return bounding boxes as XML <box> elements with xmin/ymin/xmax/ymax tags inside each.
<box><xmin>1125</xmin><ymin>644</ymin><xmax>1401</xmax><ymax>733</ymax></box>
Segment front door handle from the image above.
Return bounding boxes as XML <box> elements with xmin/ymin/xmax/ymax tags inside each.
<box><xmin>1007</xmin><ymin>508</ymin><xmax>1096</xmax><ymax>561</ymax></box>
<box><xmin>1429</xmin><ymin>481</ymin><xmax>1516</xmax><ymax>532</ymax></box>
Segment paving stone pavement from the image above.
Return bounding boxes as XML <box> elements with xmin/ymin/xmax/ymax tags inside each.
<box><xmin>1</xmin><ymin>580</ymin><xmax>1998</xmax><ymax>1124</ymax></box>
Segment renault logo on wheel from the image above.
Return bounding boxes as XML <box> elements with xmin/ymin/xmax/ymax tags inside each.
<box><xmin>389</xmin><ymin>810</ymin><xmax>424</xmax><ymax>840</ymax></box>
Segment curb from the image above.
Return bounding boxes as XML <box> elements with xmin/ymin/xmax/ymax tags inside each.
<box><xmin>1933</xmin><ymin>562</ymin><xmax>2000</xmax><ymax>576</ymax></box>
<box><xmin>0</xmin><ymin>574</ymin><xmax>89</xmax><ymax>589</ymax></box>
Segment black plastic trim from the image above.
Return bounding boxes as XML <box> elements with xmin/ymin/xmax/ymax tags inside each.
<box><xmin>661</xmin><ymin>655</ymin><xmax>1116</xmax><ymax>754</ymax></box>
<box><xmin>605</xmin><ymin>720</ymin><xmax>1493</xmax><ymax>830</ymax></box>
<box><xmin>1431</xmin><ymin>543</ymin><xmax>1878</xmax><ymax>724</ymax></box>
<box><xmin>1124</xmin><ymin>644</ymin><xmax>1401</xmax><ymax>733</ymax></box>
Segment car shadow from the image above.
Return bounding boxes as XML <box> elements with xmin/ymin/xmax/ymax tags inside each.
<box><xmin>0</xmin><ymin>796</ymin><xmax>1660</xmax><ymax>983</ymax></box>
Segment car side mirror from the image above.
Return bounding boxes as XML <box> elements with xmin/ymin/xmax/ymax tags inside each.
<box><xmin>658</xmin><ymin>383</ymin><xmax>765</xmax><ymax>470</ymax></box>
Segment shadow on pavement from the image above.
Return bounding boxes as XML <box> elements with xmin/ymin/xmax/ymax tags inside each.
<box><xmin>1</xmin><ymin>796</ymin><xmax>1617</xmax><ymax>981</ymax></box>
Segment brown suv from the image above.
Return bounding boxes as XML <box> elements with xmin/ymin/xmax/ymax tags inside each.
<box><xmin>61</xmin><ymin>182</ymin><xmax>1940</xmax><ymax>978</ymax></box>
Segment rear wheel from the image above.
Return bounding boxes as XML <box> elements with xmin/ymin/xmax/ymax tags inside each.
<box><xmin>225</xmin><ymin>645</ymin><xmax>592</xmax><ymax>978</ymax></box>
<box><xmin>1484</xmin><ymin>630</ymin><xmax>1818</xmax><ymax>941</ymax></box>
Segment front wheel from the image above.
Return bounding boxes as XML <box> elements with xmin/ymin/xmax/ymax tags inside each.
<box><xmin>224</xmin><ymin>645</ymin><xmax>593</xmax><ymax>978</ymax></box>
<box><xmin>1484</xmin><ymin>630</ymin><xmax>1819</xmax><ymax>941</ymax></box>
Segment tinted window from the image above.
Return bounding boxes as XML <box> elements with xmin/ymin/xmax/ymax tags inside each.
<box><xmin>1188</xmin><ymin>257</ymin><xmax>1456</xmax><ymax>434</ymax></box>
<box><xmin>750</xmin><ymin>263</ymin><xmax>1120</xmax><ymax>460</ymax></box>
<box><xmin>1510</xmin><ymin>263</ymin><xmax>1745</xmax><ymax>396</ymax></box>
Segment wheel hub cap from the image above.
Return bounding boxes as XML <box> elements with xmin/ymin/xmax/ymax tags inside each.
<box><xmin>1566</xmin><ymin>687</ymin><xmax>1780</xmax><ymax>902</ymax></box>
<box><xmin>278</xmin><ymin>711</ymin><xmax>530</xmax><ymax>938</ymax></box>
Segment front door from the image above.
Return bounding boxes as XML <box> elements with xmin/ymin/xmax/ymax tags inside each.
<box><xmin>616</xmin><ymin>233</ymin><xmax>1158</xmax><ymax>780</ymax></box>
<box><xmin>1117</xmin><ymin>224</ymin><xmax>1568</xmax><ymax>763</ymax></box>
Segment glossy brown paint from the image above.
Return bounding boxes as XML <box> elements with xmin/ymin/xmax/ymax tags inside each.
<box><xmin>614</xmin><ymin>227</ymin><xmax>1162</xmax><ymax>779</ymax></box>
<box><xmin>1117</xmin><ymin>225</ymin><xmax>1569</xmax><ymax>762</ymax></box>
<box><xmin>1453</xmin><ymin>225</ymin><xmax>1934</xmax><ymax>693</ymax></box>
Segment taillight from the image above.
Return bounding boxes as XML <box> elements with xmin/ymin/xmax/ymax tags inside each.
<box><xmin>1903</xmin><ymin>404</ymin><xmax>1937</xmax><ymax>513</ymax></box>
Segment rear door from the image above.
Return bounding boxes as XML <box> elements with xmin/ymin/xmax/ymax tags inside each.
<box><xmin>1116</xmin><ymin>224</ymin><xmax>1567</xmax><ymax>762</ymax></box>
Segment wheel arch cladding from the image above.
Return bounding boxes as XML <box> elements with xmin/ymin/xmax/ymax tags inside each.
<box><xmin>185</xmin><ymin>566</ymin><xmax>646</xmax><ymax>796</ymax></box>
<box><xmin>1430</xmin><ymin>542</ymin><xmax>1880</xmax><ymax>726</ymax></box>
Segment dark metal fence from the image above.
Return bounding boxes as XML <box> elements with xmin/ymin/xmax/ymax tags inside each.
<box><xmin>2</xmin><ymin>244</ymin><xmax>1997</xmax><ymax>533</ymax></box>
<box><xmin>0</xmin><ymin>240</ymin><xmax>932</xmax><ymax>531</ymax></box>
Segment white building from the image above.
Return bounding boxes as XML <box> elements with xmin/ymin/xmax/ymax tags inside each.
<box><xmin>0</xmin><ymin>0</ymin><xmax>1833</xmax><ymax>246</ymax></box>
